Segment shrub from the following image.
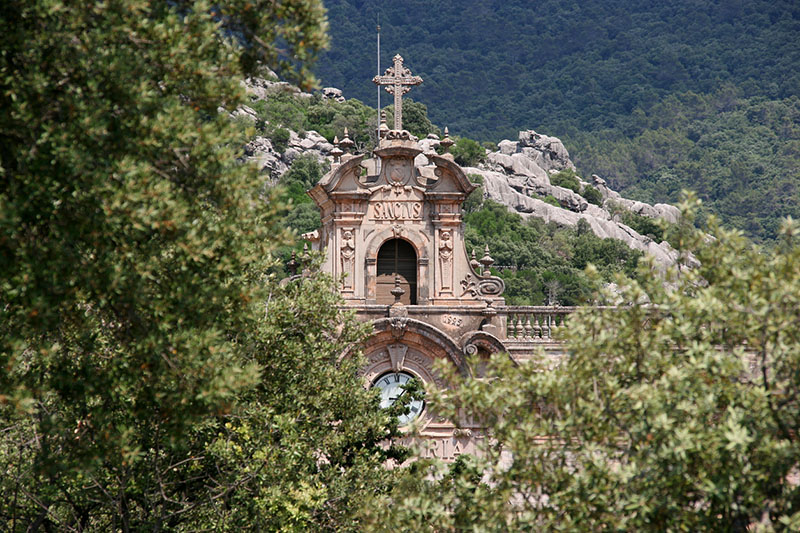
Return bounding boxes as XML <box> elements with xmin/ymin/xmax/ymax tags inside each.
<box><xmin>451</xmin><ymin>137</ymin><xmax>485</xmax><ymax>167</ymax></box>
<box><xmin>622</xmin><ymin>211</ymin><xmax>665</xmax><ymax>242</ymax></box>
<box><xmin>280</xmin><ymin>154</ymin><xmax>326</xmax><ymax>204</ymax></box>
<box><xmin>271</xmin><ymin>127</ymin><xmax>291</xmax><ymax>153</ymax></box>
<box><xmin>544</xmin><ymin>195</ymin><xmax>561</xmax><ymax>207</ymax></box>
<box><xmin>582</xmin><ymin>185</ymin><xmax>604</xmax><ymax>206</ymax></box>
<box><xmin>549</xmin><ymin>169</ymin><xmax>581</xmax><ymax>194</ymax></box>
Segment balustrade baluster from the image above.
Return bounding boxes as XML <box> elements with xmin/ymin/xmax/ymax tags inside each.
<box><xmin>497</xmin><ymin>308</ymin><xmax>580</xmax><ymax>343</ymax></box>
<box><xmin>529</xmin><ymin>314</ymin><xmax>539</xmax><ymax>339</ymax></box>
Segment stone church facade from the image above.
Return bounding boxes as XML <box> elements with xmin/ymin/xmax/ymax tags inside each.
<box><xmin>303</xmin><ymin>56</ymin><xmax>573</xmax><ymax>461</ymax></box>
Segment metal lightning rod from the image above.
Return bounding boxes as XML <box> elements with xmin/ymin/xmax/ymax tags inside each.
<box><xmin>377</xmin><ymin>19</ymin><xmax>381</xmax><ymax>140</ymax></box>
<box><xmin>375</xmin><ymin>15</ymin><xmax>381</xmax><ymax>169</ymax></box>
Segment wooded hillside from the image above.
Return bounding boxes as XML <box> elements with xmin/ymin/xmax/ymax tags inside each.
<box><xmin>316</xmin><ymin>0</ymin><xmax>800</xmax><ymax>242</ymax></box>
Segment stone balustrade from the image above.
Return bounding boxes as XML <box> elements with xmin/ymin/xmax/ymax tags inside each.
<box><xmin>498</xmin><ymin>306</ymin><xmax>577</xmax><ymax>342</ymax></box>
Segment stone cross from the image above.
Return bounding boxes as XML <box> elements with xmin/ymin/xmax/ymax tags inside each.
<box><xmin>373</xmin><ymin>54</ymin><xmax>423</xmax><ymax>131</ymax></box>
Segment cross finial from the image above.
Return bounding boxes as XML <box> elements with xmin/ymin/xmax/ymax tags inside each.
<box><xmin>373</xmin><ymin>54</ymin><xmax>422</xmax><ymax>131</ymax></box>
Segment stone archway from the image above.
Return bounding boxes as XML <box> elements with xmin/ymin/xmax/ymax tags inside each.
<box><xmin>459</xmin><ymin>330</ymin><xmax>513</xmax><ymax>378</ymax></box>
<box><xmin>356</xmin><ymin>318</ymin><xmax>468</xmax><ymax>433</ymax></box>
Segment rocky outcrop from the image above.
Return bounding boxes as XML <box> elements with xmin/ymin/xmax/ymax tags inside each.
<box><xmin>457</xmin><ymin>130</ymin><xmax>683</xmax><ymax>267</ymax></box>
<box><xmin>243</xmin><ymin>137</ymin><xmax>288</xmax><ymax>178</ymax></box>
<box><xmin>590</xmin><ymin>174</ymin><xmax>680</xmax><ymax>224</ymax></box>
<box><xmin>231</xmin><ymin>76</ymin><xmax>682</xmax><ymax>267</ymax></box>
<box><xmin>243</xmin><ymin>130</ymin><xmax>334</xmax><ymax>180</ymax></box>
<box><xmin>465</xmin><ymin>166</ymin><xmax>679</xmax><ymax>266</ymax></box>
<box><xmin>321</xmin><ymin>87</ymin><xmax>345</xmax><ymax>102</ymax></box>
<box><xmin>234</xmin><ymin>76</ymin><xmax>339</xmax><ymax>180</ymax></box>
<box><xmin>242</xmin><ymin>74</ymin><xmax>311</xmax><ymax>101</ymax></box>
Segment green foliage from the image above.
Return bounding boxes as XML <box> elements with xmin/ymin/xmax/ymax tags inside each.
<box><xmin>581</xmin><ymin>184</ymin><xmax>603</xmax><ymax>206</ymax></box>
<box><xmin>318</xmin><ymin>1</ymin><xmax>800</xmax><ymax>243</ymax></box>
<box><xmin>572</xmin><ymin>91</ymin><xmax>800</xmax><ymax>242</ymax></box>
<box><xmin>607</xmin><ymin>201</ymin><xmax>669</xmax><ymax>243</ymax></box>
<box><xmin>187</xmin><ymin>271</ymin><xmax>407</xmax><ymax>530</ymax></box>
<box><xmin>383</xmin><ymin>99</ymin><xmax>439</xmax><ymax>138</ymax></box>
<box><xmin>463</xmin><ymin>201</ymin><xmax>641</xmax><ymax>304</ymax></box>
<box><xmin>0</xmin><ymin>0</ymin><xmax>398</xmax><ymax>529</ymax></box>
<box><xmin>309</xmin><ymin>97</ymin><xmax>377</xmax><ymax>149</ymax></box>
<box><xmin>255</xmin><ymin>92</ymin><xmax>379</xmax><ymax>152</ymax></box>
<box><xmin>462</xmin><ymin>174</ymin><xmax>485</xmax><ymax>214</ymax></box>
<box><xmin>450</xmin><ymin>137</ymin><xmax>485</xmax><ymax>167</ymax></box>
<box><xmin>549</xmin><ymin>170</ymin><xmax>604</xmax><ymax>207</ymax></box>
<box><xmin>383</xmin><ymin>197</ymin><xmax>800</xmax><ymax>530</ymax></box>
<box><xmin>543</xmin><ymin>195</ymin><xmax>560</xmax><ymax>207</ymax></box>
<box><xmin>320</xmin><ymin>1</ymin><xmax>798</xmax><ymax>140</ymax></box>
<box><xmin>283</xmin><ymin>202</ymin><xmax>322</xmax><ymax>235</ymax></box>
<box><xmin>280</xmin><ymin>154</ymin><xmax>327</xmax><ymax>206</ymax></box>
<box><xmin>549</xmin><ymin>168</ymin><xmax>581</xmax><ymax>193</ymax></box>
<box><xmin>272</xmin><ymin>127</ymin><xmax>291</xmax><ymax>153</ymax></box>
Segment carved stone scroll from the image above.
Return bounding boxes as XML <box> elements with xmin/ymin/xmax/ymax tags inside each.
<box><xmin>460</xmin><ymin>273</ymin><xmax>505</xmax><ymax>298</ymax></box>
<box><xmin>477</xmin><ymin>277</ymin><xmax>504</xmax><ymax>296</ymax></box>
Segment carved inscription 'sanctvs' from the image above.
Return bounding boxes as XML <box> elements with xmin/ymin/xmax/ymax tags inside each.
<box><xmin>372</xmin><ymin>201</ymin><xmax>423</xmax><ymax>221</ymax></box>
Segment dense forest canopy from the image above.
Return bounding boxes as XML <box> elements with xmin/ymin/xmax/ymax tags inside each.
<box><xmin>316</xmin><ymin>0</ymin><xmax>800</xmax><ymax>242</ymax></box>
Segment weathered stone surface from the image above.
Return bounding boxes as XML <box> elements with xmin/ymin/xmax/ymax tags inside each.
<box><xmin>653</xmin><ymin>203</ymin><xmax>681</xmax><ymax>224</ymax></box>
<box><xmin>321</xmin><ymin>87</ymin><xmax>345</xmax><ymax>102</ymax></box>
<box><xmin>497</xmin><ymin>139</ymin><xmax>518</xmax><ymax>156</ymax></box>
<box><xmin>465</xmin><ymin>166</ymin><xmax>679</xmax><ymax>267</ymax></box>
<box><xmin>243</xmin><ymin>136</ymin><xmax>288</xmax><ymax>179</ymax></box>
<box><xmin>230</xmin><ymin>104</ymin><xmax>258</xmax><ymax>122</ymax></box>
<box><xmin>242</xmin><ymin>75</ymin><xmax>305</xmax><ymax>101</ymax></box>
<box><xmin>486</xmin><ymin>152</ymin><xmax>513</xmax><ymax>172</ymax></box>
<box><xmin>486</xmin><ymin>152</ymin><xmax>549</xmax><ymax>181</ymax></box>
<box><xmin>282</xmin><ymin>147</ymin><xmax>302</xmax><ymax>164</ymax></box>
<box><xmin>299</xmin><ymin>137</ymin><xmax>317</xmax><ymax>150</ymax></box>
<box><xmin>417</xmin><ymin>137</ymin><xmax>440</xmax><ymax>154</ymax></box>
<box><xmin>518</xmin><ymin>130</ymin><xmax>575</xmax><ymax>172</ymax></box>
<box><xmin>374</xmin><ymin>55</ymin><xmax>423</xmax><ymax>131</ymax></box>
<box><xmin>510</xmin><ymin>152</ymin><xmax>549</xmax><ymax>180</ymax></box>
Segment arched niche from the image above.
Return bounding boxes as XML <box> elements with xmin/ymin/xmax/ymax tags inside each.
<box><xmin>364</xmin><ymin>229</ymin><xmax>430</xmax><ymax>305</ymax></box>
<box><xmin>376</xmin><ymin>238</ymin><xmax>417</xmax><ymax>304</ymax></box>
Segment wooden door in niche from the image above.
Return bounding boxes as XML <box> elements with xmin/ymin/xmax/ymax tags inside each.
<box><xmin>376</xmin><ymin>238</ymin><xmax>417</xmax><ymax>305</ymax></box>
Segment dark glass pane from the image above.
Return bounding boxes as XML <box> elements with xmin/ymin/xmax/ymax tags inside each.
<box><xmin>376</xmin><ymin>239</ymin><xmax>417</xmax><ymax>304</ymax></box>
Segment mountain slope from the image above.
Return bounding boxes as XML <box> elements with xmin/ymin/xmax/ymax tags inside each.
<box><xmin>315</xmin><ymin>0</ymin><xmax>800</xmax><ymax>242</ymax></box>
